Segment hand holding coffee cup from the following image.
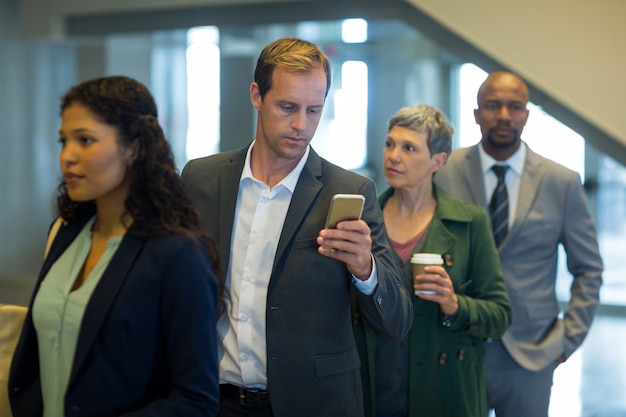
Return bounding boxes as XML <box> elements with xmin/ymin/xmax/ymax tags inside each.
<box><xmin>410</xmin><ymin>253</ymin><xmax>444</xmax><ymax>295</ymax></box>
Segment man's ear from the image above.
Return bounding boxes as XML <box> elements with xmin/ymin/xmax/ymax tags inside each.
<box><xmin>250</xmin><ymin>82</ymin><xmax>262</xmax><ymax>111</ymax></box>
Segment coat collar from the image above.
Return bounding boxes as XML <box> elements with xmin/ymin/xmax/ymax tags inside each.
<box><xmin>378</xmin><ymin>184</ymin><xmax>472</xmax><ymax>266</ymax></box>
<box><xmin>378</xmin><ymin>183</ymin><xmax>473</xmax><ymax>224</ymax></box>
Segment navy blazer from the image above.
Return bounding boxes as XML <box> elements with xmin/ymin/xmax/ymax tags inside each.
<box><xmin>9</xmin><ymin>217</ymin><xmax>221</xmax><ymax>417</ymax></box>
<box><xmin>181</xmin><ymin>146</ymin><xmax>412</xmax><ymax>417</ymax></box>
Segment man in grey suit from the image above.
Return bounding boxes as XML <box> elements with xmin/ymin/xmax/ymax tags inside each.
<box><xmin>181</xmin><ymin>37</ymin><xmax>412</xmax><ymax>417</ymax></box>
<box><xmin>435</xmin><ymin>71</ymin><xmax>603</xmax><ymax>417</ymax></box>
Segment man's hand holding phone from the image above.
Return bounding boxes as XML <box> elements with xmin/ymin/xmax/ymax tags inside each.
<box><xmin>317</xmin><ymin>194</ymin><xmax>373</xmax><ymax>280</ymax></box>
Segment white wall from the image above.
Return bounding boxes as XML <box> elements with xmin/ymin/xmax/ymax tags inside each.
<box><xmin>408</xmin><ymin>0</ymin><xmax>626</xmax><ymax>145</ymax></box>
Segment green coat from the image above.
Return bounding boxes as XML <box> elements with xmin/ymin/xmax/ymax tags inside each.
<box><xmin>354</xmin><ymin>185</ymin><xmax>512</xmax><ymax>417</ymax></box>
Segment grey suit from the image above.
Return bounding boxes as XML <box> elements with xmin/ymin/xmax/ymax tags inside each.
<box><xmin>181</xmin><ymin>145</ymin><xmax>412</xmax><ymax>417</ymax></box>
<box><xmin>435</xmin><ymin>143</ymin><xmax>603</xmax><ymax>414</ymax></box>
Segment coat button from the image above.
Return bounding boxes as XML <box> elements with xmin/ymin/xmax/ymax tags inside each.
<box><xmin>376</xmin><ymin>294</ymin><xmax>384</xmax><ymax>310</ymax></box>
<box><xmin>438</xmin><ymin>352</ymin><xmax>448</xmax><ymax>365</ymax></box>
<box><xmin>457</xmin><ymin>348</ymin><xmax>466</xmax><ymax>361</ymax></box>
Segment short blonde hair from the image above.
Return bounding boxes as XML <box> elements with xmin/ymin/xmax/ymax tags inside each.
<box><xmin>254</xmin><ymin>37</ymin><xmax>332</xmax><ymax>99</ymax></box>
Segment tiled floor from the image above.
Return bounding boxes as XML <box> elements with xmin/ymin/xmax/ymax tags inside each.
<box><xmin>549</xmin><ymin>313</ymin><xmax>626</xmax><ymax>417</ymax></box>
<box><xmin>546</xmin><ymin>232</ymin><xmax>626</xmax><ymax>416</ymax></box>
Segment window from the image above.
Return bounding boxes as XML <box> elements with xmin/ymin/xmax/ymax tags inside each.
<box><xmin>186</xmin><ymin>26</ymin><xmax>220</xmax><ymax>161</ymax></box>
<box><xmin>314</xmin><ymin>60</ymin><xmax>368</xmax><ymax>169</ymax></box>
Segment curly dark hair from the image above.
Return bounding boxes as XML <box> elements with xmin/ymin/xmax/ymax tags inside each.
<box><xmin>57</xmin><ymin>75</ymin><xmax>226</xmax><ymax>316</ymax></box>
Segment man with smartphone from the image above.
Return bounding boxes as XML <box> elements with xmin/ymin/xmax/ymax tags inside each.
<box><xmin>181</xmin><ymin>37</ymin><xmax>412</xmax><ymax>417</ymax></box>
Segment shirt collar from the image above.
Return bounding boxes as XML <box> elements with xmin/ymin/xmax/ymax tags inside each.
<box><xmin>240</xmin><ymin>140</ymin><xmax>310</xmax><ymax>192</ymax></box>
<box><xmin>478</xmin><ymin>141</ymin><xmax>526</xmax><ymax>177</ymax></box>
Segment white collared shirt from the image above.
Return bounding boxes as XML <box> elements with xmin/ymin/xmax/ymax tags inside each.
<box><xmin>217</xmin><ymin>142</ymin><xmax>378</xmax><ymax>388</ymax></box>
<box><xmin>218</xmin><ymin>142</ymin><xmax>310</xmax><ymax>388</ymax></box>
<box><xmin>478</xmin><ymin>142</ymin><xmax>527</xmax><ymax>229</ymax></box>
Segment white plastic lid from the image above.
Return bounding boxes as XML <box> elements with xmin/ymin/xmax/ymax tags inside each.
<box><xmin>410</xmin><ymin>253</ymin><xmax>443</xmax><ymax>264</ymax></box>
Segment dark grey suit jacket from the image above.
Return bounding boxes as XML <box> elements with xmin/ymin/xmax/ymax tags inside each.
<box><xmin>181</xmin><ymin>145</ymin><xmax>412</xmax><ymax>417</ymax></box>
<box><xmin>435</xmin><ymin>143</ymin><xmax>603</xmax><ymax>371</ymax></box>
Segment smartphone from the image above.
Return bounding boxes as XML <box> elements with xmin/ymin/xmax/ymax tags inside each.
<box><xmin>322</xmin><ymin>194</ymin><xmax>365</xmax><ymax>249</ymax></box>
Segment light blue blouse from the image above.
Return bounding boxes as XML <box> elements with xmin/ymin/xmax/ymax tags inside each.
<box><xmin>32</xmin><ymin>216</ymin><xmax>123</xmax><ymax>417</ymax></box>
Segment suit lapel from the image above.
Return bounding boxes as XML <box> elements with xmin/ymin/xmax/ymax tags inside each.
<box><xmin>505</xmin><ymin>147</ymin><xmax>543</xmax><ymax>245</ymax></box>
<box><xmin>463</xmin><ymin>145</ymin><xmax>488</xmax><ymax>206</ymax></box>
<box><xmin>218</xmin><ymin>150</ymin><xmax>246</xmax><ymax>271</ymax></box>
<box><xmin>30</xmin><ymin>220</ymin><xmax>82</xmax><ymax>309</ymax></box>
<box><xmin>422</xmin><ymin>190</ymin><xmax>464</xmax><ymax>287</ymax></box>
<box><xmin>42</xmin><ymin>221</ymin><xmax>79</xmax><ymax>283</ymax></box>
<box><xmin>270</xmin><ymin>151</ymin><xmax>323</xmax><ymax>291</ymax></box>
<box><xmin>69</xmin><ymin>233</ymin><xmax>144</xmax><ymax>385</ymax></box>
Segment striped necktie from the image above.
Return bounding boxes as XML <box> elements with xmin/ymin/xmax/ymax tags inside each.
<box><xmin>490</xmin><ymin>165</ymin><xmax>509</xmax><ymax>247</ymax></box>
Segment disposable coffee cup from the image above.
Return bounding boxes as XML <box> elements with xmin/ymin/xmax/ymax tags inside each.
<box><xmin>410</xmin><ymin>253</ymin><xmax>443</xmax><ymax>295</ymax></box>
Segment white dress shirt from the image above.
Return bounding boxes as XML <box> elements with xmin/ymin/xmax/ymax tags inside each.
<box><xmin>478</xmin><ymin>142</ymin><xmax>527</xmax><ymax>229</ymax></box>
<box><xmin>218</xmin><ymin>142</ymin><xmax>308</xmax><ymax>388</ymax></box>
<box><xmin>218</xmin><ymin>142</ymin><xmax>378</xmax><ymax>389</ymax></box>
